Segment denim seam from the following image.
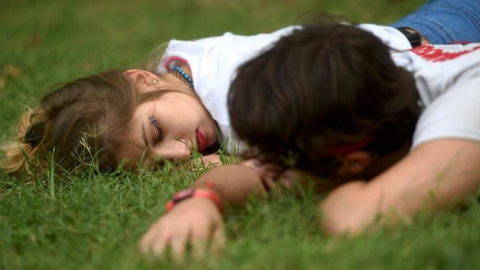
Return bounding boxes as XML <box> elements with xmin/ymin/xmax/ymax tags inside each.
<box><xmin>421</xmin><ymin>17</ymin><xmax>454</xmax><ymax>42</ymax></box>
<box><xmin>394</xmin><ymin>18</ymin><xmax>453</xmax><ymax>43</ymax></box>
<box><xmin>436</xmin><ymin>2</ymin><xmax>480</xmax><ymax>30</ymax></box>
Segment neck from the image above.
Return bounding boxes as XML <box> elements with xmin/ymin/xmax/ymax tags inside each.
<box><xmin>171</xmin><ymin>65</ymin><xmax>194</xmax><ymax>90</ymax></box>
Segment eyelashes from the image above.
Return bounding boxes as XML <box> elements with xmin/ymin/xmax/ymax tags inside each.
<box><xmin>148</xmin><ymin>116</ymin><xmax>164</xmax><ymax>143</ymax></box>
<box><xmin>148</xmin><ymin>116</ymin><xmax>159</xmax><ymax>126</ymax></box>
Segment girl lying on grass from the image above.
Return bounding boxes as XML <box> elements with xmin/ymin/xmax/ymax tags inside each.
<box><xmin>1</xmin><ymin>0</ymin><xmax>478</xmax><ymax>175</ymax></box>
<box><xmin>139</xmin><ymin>21</ymin><xmax>480</xmax><ymax>258</ymax></box>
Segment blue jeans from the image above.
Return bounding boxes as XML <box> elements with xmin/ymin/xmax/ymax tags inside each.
<box><xmin>391</xmin><ymin>0</ymin><xmax>480</xmax><ymax>44</ymax></box>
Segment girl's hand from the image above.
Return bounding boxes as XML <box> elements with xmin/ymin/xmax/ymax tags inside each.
<box><xmin>201</xmin><ymin>154</ymin><xmax>222</xmax><ymax>167</ymax></box>
<box><xmin>139</xmin><ymin>197</ymin><xmax>225</xmax><ymax>261</ymax></box>
<box><xmin>187</xmin><ymin>154</ymin><xmax>222</xmax><ymax>171</ymax></box>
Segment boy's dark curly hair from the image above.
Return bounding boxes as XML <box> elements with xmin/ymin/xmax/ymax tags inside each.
<box><xmin>229</xmin><ymin>22</ymin><xmax>420</xmax><ymax>176</ymax></box>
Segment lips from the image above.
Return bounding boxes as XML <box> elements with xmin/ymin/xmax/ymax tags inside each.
<box><xmin>196</xmin><ymin>129</ymin><xmax>207</xmax><ymax>152</ymax></box>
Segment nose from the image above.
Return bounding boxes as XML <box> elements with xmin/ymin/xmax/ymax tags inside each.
<box><xmin>151</xmin><ymin>139</ymin><xmax>192</xmax><ymax>161</ymax></box>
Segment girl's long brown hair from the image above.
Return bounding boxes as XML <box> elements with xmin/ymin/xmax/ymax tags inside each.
<box><xmin>1</xmin><ymin>70</ymin><xmax>138</xmax><ymax>174</ymax></box>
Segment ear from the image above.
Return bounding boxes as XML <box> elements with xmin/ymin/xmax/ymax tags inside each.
<box><xmin>123</xmin><ymin>69</ymin><xmax>158</xmax><ymax>91</ymax></box>
<box><xmin>334</xmin><ymin>151</ymin><xmax>371</xmax><ymax>178</ymax></box>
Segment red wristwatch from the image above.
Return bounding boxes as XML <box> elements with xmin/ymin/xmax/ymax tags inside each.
<box><xmin>165</xmin><ymin>188</ymin><xmax>222</xmax><ymax>213</ymax></box>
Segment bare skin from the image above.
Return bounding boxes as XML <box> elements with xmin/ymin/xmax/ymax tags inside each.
<box><xmin>403</xmin><ymin>28</ymin><xmax>430</xmax><ymax>45</ymax></box>
<box><xmin>139</xmin><ymin>138</ymin><xmax>480</xmax><ymax>259</ymax></box>
<box><xmin>119</xmin><ymin>68</ymin><xmax>221</xmax><ymax>168</ymax></box>
<box><xmin>321</xmin><ymin>138</ymin><xmax>480</xmax><ymax>235</ymax></box>
<box><xmin>139</xmin><ymin>164</ymin><xmax>266</xmax><ymax>260</ymax></box>
<box><xmin>139</xmin><ymin>28</ymin><xmax>479</xmax><ymax>260</ymax></box>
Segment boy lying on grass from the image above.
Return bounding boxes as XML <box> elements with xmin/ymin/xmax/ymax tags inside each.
<box><xmin>3</xmin><ymin>0</ymin><xmax>480</xmax><ymax>176</ymax></box>
<box><xmin>140</xmin><ymin>22</ymin><xmax>480</xmax><ymax>259</ymax></box>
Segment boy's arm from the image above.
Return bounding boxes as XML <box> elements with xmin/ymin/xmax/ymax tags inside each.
<box><xmin>321</xmin><ymin>138</ymin><xmax>480</xmax><ymax>235</ymax></box>
<box><xmin>139</xmin><ymin>164</ymin><xmax>265</xmax><ymax>259</ymax></box>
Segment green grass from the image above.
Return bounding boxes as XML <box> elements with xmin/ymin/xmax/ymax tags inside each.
<box><xmin>2</xmin><ymin>0</ymin><xmax>480</xmax><ymax>269</ymax></box>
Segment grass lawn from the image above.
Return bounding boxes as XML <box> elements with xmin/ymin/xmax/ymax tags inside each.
<box><xmin>1</xmin><ymin>0</ymin><xmax>480</xmax><ymax>269</ymax></box>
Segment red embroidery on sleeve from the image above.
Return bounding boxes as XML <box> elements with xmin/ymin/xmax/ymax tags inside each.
<box><xmin>410</xmin><ymin>44</ymin><xmax>480</xmax><ymax>62</ymax></box>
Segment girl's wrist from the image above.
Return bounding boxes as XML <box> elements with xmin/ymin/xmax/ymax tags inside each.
<box><xmin>165</xmin><ymin>186</ymin><xmax>222</xmax><ymax>213</ymax></box>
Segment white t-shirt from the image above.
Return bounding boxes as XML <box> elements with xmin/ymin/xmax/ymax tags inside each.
<box><xmin>391</xmin><ymin>44</ymin><xmax>480</xmax><ymax>149</ymax></box>
<box><xmin>157</xmin><ymin>25</ymin><xmax>411</xmax><ymax>153</ymax></box>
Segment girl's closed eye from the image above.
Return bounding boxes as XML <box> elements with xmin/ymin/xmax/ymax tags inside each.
<box><xmin>149</xmin><ymin>116</ymin><xmax>164</xmax><ymax>143</ymax></box>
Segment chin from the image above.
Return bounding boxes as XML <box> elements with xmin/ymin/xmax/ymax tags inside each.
<box><xmin>203</xmin><ymin>140</ymin><xmax>220</xmax><ymax>155</ymax></box>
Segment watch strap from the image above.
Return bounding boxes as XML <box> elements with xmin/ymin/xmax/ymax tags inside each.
<box><xmin>396</xmin><ymin>27</ymin><xmax>422</xmax><ymax>48</ymax></box>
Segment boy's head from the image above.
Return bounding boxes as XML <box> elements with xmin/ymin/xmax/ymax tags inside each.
<box><xmin>229</xmin><ymin>23</ymin><xmax>420</xmax><ymax>178</ymax></box>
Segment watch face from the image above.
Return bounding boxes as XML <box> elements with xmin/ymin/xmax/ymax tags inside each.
<box><xmin>172</xmin><ymin>188</ymin><xmax>195</xmax><ymax>203</ymax></box>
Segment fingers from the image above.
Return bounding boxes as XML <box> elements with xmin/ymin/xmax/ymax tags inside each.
<box><xmin>139</xmin><ymin>223</ymin><xmax>159</xmax><ymax>253</ymax></box>
<box><xmin>171</xmin><ymin>232</ymin><xmax>188</xmax><ymax>263</ymax></box>
<box><xmin>140</xmin><ymin>224</ymin><xmax>188</xmax><ymax>262</ymax></box>
<box><xmin>190</xmin><ymin>225</ymin><xmax>209</xmax><ymax>260</ymax></box>
<box><xmin>201</xmin><ymin>154</ymin><xmax>222</xmax><ymax>167</ymax></box>
<box><xmin>210</xmin><ymin>228</ymin><xmax>226</xmax><ymax>255</ymax></box>
<box><xmin>150</xmin><ymin>231</ymin><xmax>169</xmax><ymax>259</ymax></box>
<box><xmin>139</xmin><ymin>222</ymin><xmax>169</xmax><ymax>258</ymax></box>
<box><xmin>139</xmin><ymin>198</ymin><xmax>226</xmax><ymax>261</ymax></box>
<box><xmin>187</xmin><ymin>219</ymin><xmax>225</xmax><ymax>260</ymax></box>
<box><xmin>139</xmin><ymin>222</ymin><xmax>225</xmax><ymax>261</ymax></box>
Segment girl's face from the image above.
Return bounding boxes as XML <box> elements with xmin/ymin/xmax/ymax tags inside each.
<box><xmin>119</xmin><ymin>70</ymin><xmax>217</xmax><ymax>167</ymax></box>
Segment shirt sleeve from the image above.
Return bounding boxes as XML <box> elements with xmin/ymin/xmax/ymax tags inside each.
<box><xmin>357</xmin><ymin>23</ymin><xmax>412</xmax><ymax>51</ymax></box>
<box><xmin>413</xmin><ymin>76</ymin><xmax>480</xmax><ymax>149</ymax></box>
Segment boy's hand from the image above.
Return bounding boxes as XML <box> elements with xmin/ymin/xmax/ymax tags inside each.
<box><xmin>139</xmin><ymin>197</ymin><xmax>225</xmax><ymax>261</ymax></box>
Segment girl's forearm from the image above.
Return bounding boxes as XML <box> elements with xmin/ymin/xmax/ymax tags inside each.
<box><xmin>193</xmin><ymin>164</ymin><xmax>266</xmax><ymax>208</ymax></box>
